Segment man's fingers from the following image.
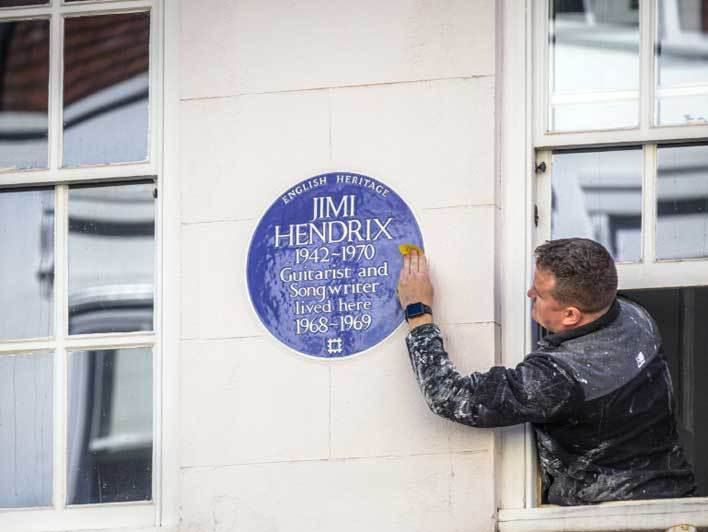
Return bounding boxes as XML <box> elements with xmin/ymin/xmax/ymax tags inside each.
<box><xmin>409</xmin><ymin>249</ymin><xmax>419</xmax><ymax>273</ymax></box>
<box><xmin>400</xmin><ymin>253</ymin><xmax>411</xmax><ymax>278</ymax></box>
<box><xmin>418</xmin><ymin>252</ymin><xmax>428</xmax><ymax>274</ymax></box>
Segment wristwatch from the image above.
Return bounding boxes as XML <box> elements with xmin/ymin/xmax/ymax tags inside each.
<box><xmin>405</xmin><ymin>302</ymin><xmax>433</xmax><ymax>322</ymax></box>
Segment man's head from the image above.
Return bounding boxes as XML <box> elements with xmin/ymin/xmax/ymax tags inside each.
<box><xmin>528</xmin><ymin>238</ymin><xmax>617</xmax><ymax>333</ymax></box>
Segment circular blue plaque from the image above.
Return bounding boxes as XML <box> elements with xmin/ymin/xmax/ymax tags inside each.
<box><xmin>247</xmin><ymin>172</ymin><xmax>424</xmax><ymax>358</ymax></box>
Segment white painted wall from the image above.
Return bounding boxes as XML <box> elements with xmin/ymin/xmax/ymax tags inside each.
<box><xmin>177</xmin><ymin>1</ymin><xmax>499</xmax><ymax>530</ymax></box>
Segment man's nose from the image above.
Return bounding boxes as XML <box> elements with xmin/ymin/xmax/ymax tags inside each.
<box><xmin>527</xmin><ymin>288</ymin><xmax>534</xmax><ymax>298</ymax></box>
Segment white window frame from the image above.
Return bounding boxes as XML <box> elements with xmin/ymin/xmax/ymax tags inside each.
<box><xmin>533</xmin><ymin>0</ymin><xmax>708</xmax><ymax>148</ymax></box>
<box><xmin>497</xmin><ymin>1</ymin><xmax>708</xmax><ymax>530</ymax></box>
<box><xmin>0</xmin><ymin>1</ymin><xmax>167</xmax><ymax>530</ymax></box>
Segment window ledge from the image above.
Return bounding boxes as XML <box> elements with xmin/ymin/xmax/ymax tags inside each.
<box><xmin>498</xmin><ymin>497</ymin><xmax>708</xmax><ymax>532</ymax></box>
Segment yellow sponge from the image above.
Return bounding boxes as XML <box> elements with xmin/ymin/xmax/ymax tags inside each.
<box><xmin>398</xmin><ymin>243</ymin><xmax>424</xmax><ymax>255</ymax></box>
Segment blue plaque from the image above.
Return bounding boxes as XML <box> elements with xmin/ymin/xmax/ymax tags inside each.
<box><xmin>247</xmin><ymin>172</ymin><xmax>424</xmax><ymax>358</ymax></box>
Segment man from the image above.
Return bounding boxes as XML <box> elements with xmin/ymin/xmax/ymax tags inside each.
<box><xmin>397</xmin><ymin>238</ymin><xmax>695</xmax><ymax>505</ymax></box>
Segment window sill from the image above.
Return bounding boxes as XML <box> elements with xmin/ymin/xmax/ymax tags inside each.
<box><xmin>0</xmin><ymin>502</ymin><xmax>155</xmax><ymax>532</ymax></box>
<box><xmin>498</xmin><ymin>497</ymin><xmax>708</xmax><ymax>532</ymax></box>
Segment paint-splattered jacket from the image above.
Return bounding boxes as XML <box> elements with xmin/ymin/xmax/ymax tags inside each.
<box><xmin>405</xmin><ymin>298</ymin><xmax>696</xmax><ymax>505</ymax></box>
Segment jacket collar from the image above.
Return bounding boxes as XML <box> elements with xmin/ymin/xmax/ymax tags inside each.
<box><xmin>542</xmin><ymin>298</ymin><xmax>621</xmax><ymax>348</ymax></box>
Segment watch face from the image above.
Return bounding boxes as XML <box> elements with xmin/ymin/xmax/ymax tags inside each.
<box><xmin>406</xmin><ymin>302</ymin><xmax>424</xmax><ymax>317</ymax></box>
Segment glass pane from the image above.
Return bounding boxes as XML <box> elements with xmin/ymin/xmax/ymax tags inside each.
<box><xmin>0</xmin><ymin>352</ymin><xmax>53</xmax><ymax>508</ymax></box>
<box><xmin>549</xmin><ymin>0</ymin><xmax>640</xmax><ymax>131</ymax></box>
<box><xmin>620</xmin><ymin>287</ymin><xmax>708</xmax><ymax>496</ymax></box>
<box><xmin>656</xmin><ymin>144</ymin><xmax>708</xmax><ymax>259</ymax></box>
<box><xmin>63</xmin><ymin>12</ymin><xmax>150</xmax><ymax>167</ymax></box>
<box><xmin>0</xmin><ymin>1</ymin><xmax>48</xmax><ymax>7</ymax></box>
<box><xmin>551</xmin><ymin>148</ymin><xmax>642</xmax><ymax>262</ymax></box>
<box><xmin>0</xmin><ymin>187</ymin><xmax>54</xmax><ymax>340</ymax></box>
<box><xmin>0</xmin><ymin>19</ymin><xmax>49</xmax><ymax>170</ymax></box>
<box><xmin>68</xmin><ymin>181</ymin><xmax>154</xmax><ymax>335</ymax></box>
<box><xmin>68</xmin><ymin>348</ymin><xmax>152</xmax><ymax>505</ymax></box>
<box><xmin>655</xmin><ymin>2</ymin><xmax>708</xmax><ymax>126</ymax></box>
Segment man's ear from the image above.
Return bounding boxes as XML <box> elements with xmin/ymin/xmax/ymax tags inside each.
<box><xmin>562</xmin><ymin>306</ymin><xmax>583</xmax><ymax>327</ymax></box>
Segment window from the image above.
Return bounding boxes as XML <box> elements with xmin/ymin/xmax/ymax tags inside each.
<box><xmin>0</xmin><ymin>0</ymin><xmax>160</xmax><ymax>529</ymax></box>
<box><xmin>530</xmin><ymin>0</ymin><xmax>708</xmax><ymax>521</ymax></box>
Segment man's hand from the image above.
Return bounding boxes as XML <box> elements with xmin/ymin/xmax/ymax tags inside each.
<box><xmin>397</xmin><ymin>249</ymin><xmax>434</xmax><ymax>329</ymax></box>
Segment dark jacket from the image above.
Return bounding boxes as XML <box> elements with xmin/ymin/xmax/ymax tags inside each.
<box><xmin>405</xmin><ymin>298</ymin><xmax>696</xmax><ymax>505</ymax></box>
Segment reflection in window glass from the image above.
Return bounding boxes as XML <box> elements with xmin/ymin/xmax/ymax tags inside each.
<box><xmin>0</xmin><ymin>188</ymin><xmax>54</xmax><ymax>340</ymax></box>
<box><xmin>655</xmin><ymin>2</ymin><xmax>708</xmax><ymax>126</ymax></box>
<box><xmin>63</xmin><ymin>12</ymin><xmax>150</xmax><ymax>167</ymax></box>
<box><xmin>551</xmin><ymin>148</ymin><xmax>642</xmax><ymax>262</ymax></box>
<box><xmin>0</xmin><ymin>19</ymin><xmax>49</xmax><ymax>170</ymax></box>
<box><xmin>656</xmin><ymin>144</ymin><xmax>708</xmax><ymax>260</ymax></box>
<box><xmin>549</xmin><ymin>0</ymin><xmax>640</xmax><ymax>131</ymax></box>
<box><xmin>0</xmin><ymin>352</ymin><xmax>53</xmax><ymax>508</ymax></box>
<box><xmin>68</xmin><ymin>181</ymin><xmax>154</xmax><ymax>335</ymax></box>
<box><xmin>0</xmin><ymin>1</ymin><xmax>48</xmax><ymax>7</ymax></box>
<box><xmin>68</xmin><ymin>348</ymin><xmax>152</xmax><ymax>505</ymax></box>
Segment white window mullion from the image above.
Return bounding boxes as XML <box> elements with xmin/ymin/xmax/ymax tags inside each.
<box><xmin>151</xmin><ymin>6</ymin><xmax>163</xmax><ymax>519</ymax></box>
<box><xmin>0</xmin><ymin>6</ymin><xmax>51</xmax><ymax>18</ymax></box>
<box><xmin>641</xmin><ymin>144</ymin><xmax>657</xmax><ymax>264</ymax></box>
<box><xmin>533</xmin><ymin>0</ymin><xmax>550</xmax><ymax>142</ymax></box>
<box><xmin>639</xmin><ymin>0</ymin><xmax>656</xmax><ymax>134</ymax></box>
<box><xmin>48</xmin><ymin>2</ymin><xmax>63</xmax><ymax>172</ymax></box>
<box><xmin>60</xmin><ymin>0</ymin><xmax>153</xmax><ymax>16</ymax></box>
<box><xmin>148</xmin><ymin>3</ymin><xmax>160</xmax><ymax>168</ymax></box>
<box><xmin>535</xmin><ymin>124</ymin><xmax>708</xmax><ymax>149</ymax></box>
<box><xmin>0</xmin><ymin>339</ymin><xmax>55</xmax><ymax>355</ymax></box>
<box><xmin>528</xmin><ymin>148</ymin><xmax>552</xmax><ymax>509</ymax></box>
<box><xmin>0</xmin><ymin>164</ymin><xmax>157</xmax><ymax>188</ymax></box>
<box><xmin>53</xmin><ymin>184</ymin><xmax>68</xmax><ymax>511</ymax></box>
<box><xmin>64</xmin><ymin>334</ymin><xmax>156</xmax><ymax>352</ymax></box>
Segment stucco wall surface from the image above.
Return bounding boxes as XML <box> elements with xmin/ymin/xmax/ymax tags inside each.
<box><xmin>177</xmin><ymin>1</ymin><xmax>499</xmax><ymax>530</ymax></box>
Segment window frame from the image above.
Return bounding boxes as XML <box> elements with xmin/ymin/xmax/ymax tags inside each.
<box><xmin>497</xmin><ymin>0</ymin><xmax>708</xmax><ymax>530</ymax></box>
<box><xmin>533</xmin><ymin>0</ymin><xmax>708</xmax><ymax>148</ymax></box>
<box><xmin>0</xmin><ymin>0</ymin><xmax>165</xmax><ymax>530</ymax></box>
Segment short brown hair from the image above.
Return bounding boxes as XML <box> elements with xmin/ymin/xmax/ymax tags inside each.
<box><xmin>534</xmin><ymin>238</ymin><xmax>617</xmax><ymax>313</ymax></box>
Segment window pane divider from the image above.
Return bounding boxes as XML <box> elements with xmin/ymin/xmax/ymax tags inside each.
<box><xmin>64</xmin><ymin>333</ymin><xmax>155</xmax><ymax>351</ymax></box>
<box><xmin>53</xmin><ymin>184</ymin><xmax>68</xmax><ymax>510</ymax></box>
<box><xmin>0</xmin><ymin>163</ymin><xmax>157</xmax><ymax>188</ymax></box>
<box><xmin>59</xmin><ymin>0</ymin><xmax>153</xmax><ymax>16</ymax></box>
<box><xmin>48</xmin><ymin>0</ymin><xmax>62</xmax><ymax>173</ymax></box>
<box><xmin>618</xmin><ymin>259</ymin><xmax>708</xmax><ymax>290</ymax></box>
<box><xmin>0</xmin><ymin>339</ymin><xmax>55</xmax><ymax>355</ymax></box>
<box><xmin>0</xmin><ymin>7</ymin><xmax>52</xmax><ymax>18</ymax></box>
<box><xmin>532</xmin><ymin>0</ymin><xmax>549</xmax><ymax>142</ymax></box>
<box><xmin>534</xmin><ymin>124</ymin><xmax>708</xmax><ymax>149</ymax></box>
<box><xmin>641</xmin><ymin>144</ymin><xmax>657</xmax><ymax>263</ymax></box>
<box><xmin>0</xmin><ymin>332</ymin><xmax>156</xmax><ymax>355</ymax></box>
<box><xmin>639</xmin><ymin>0</ymin><xmax>656</xmax><ymax>133</ymax></box>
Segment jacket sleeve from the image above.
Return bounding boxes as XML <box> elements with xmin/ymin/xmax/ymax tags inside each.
<box><xmin>405</xmin><ymin>324</ymin><xmax>583</xmax><ymax>427</ymax></box>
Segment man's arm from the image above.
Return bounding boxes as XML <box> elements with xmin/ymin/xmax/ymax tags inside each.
<box><xmin>397</xmin><ymin>250</ymin><xmax>581</xmax><ymax>427</ymax></box>
<box><xmin>406</xmin><ymin>323</ymin><xmax>581</xmax><ymax>427</ymax></box>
